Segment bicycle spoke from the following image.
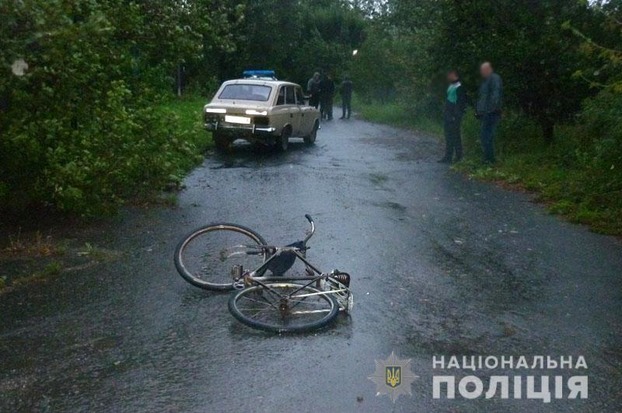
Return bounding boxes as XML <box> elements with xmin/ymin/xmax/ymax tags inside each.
<box><xmin>230</xmin><ymin>283</ymin><xmax>338</xmax><ymax>332</ymax></box>
<box><xmin>248</xmin><ymin>306</ymin><xmax>276</xmax><ymax>319</ymax></box>
<box><xmin>176</xmin><ymin>225</ymin><xmax>266</xmax><ymax>289</ymax></box>
<box><xmin>238</xmin><ymin>294</ymin><xmax>278</xmax><ymax>310</ymax></box>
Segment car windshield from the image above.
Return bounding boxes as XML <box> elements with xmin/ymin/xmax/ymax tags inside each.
<box><xmin>218</xmin><ymin>84</ymin><xmax>272</xmax><ymax>101</ymax></box>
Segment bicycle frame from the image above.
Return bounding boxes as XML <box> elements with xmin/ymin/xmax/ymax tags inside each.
<box><xmin>232</xmin><ymin>245</ymin><xmax>352</xmax><ymax>311</ymax></box>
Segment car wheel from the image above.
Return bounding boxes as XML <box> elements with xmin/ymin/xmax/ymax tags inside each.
<box><xmin>276</xmin><ymin>127</ymin><xmax>290</xmax><ymax>152</ymax></box>
<box><xmin>213</xmin><ymin>132</ymin><xmax>231</xmax><ymax>152</ymax></box>
<box><xmin>303</xmin><ymin>121</ymin><xmax>319</xmax><ymax>145</ymax></box>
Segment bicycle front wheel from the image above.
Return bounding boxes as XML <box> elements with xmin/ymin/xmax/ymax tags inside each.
<box><xmin>228</xmin><ymin>283</ymin><xmax>339</xmax><ymax>333</ymax></box>
<box><xmin>174</xmin><ymin>224</ymin><xmax>268</xmax><ymax>291</ymax></box>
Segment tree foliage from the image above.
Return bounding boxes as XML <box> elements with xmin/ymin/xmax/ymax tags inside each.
<box><xmin>569</xmin><ymin>0</ymin><xmax>622</xmax><ymax>92</ymax></box>
<box><xmin>356</xmin><ymin>0</ymin><xmax>605</xmax><ymax>141</ymax></box>
<box><xmin>0</xmin><ymin>0</ymin><xmax>363</xmax><ymax>214</ymax></box>
<box><xmin>1</xmin><ymin>0</ymin><xmax>620</xmax><ymax>216</ymax></box>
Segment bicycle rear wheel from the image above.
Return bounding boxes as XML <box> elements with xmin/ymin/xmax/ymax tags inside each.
<box><xmin>174</xmin><ymin>224</ymin><xmax>268</xmax><ymax>290</ymax></box>
<box><xmin>228</xmin><ymin>283</ymin><xmax>339</xmax><ymax>333</ymax></box>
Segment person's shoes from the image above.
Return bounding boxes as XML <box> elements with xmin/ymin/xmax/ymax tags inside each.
<box><xmin>437</xmin><ymin>158</ymin><xmax>451</xmax><ymax>164</ymax></box>
<box><xmin>339</xmin><ymin>116</ymin><xmax>345</xmax><ymax>119</ymax></box>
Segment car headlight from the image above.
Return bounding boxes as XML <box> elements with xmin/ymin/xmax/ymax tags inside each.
<box><xmin>205</xmin><ymin>108</ymin><xmax>226</xmax><ymax>114</ymax></box>
<box><xmin>245</xmin><ymin>109</ymin><xmax>268</xmax><ymax>116</ymax></box>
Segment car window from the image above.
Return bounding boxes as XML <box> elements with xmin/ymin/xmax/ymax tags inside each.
<box><xmin>295</xmin><ymin>87</ymin><xmax>305</xmax><ymax>105</ymax></box>
<box><xmin>285</xmin><ymin>86</ymin><xmax>295</xmax><ymax>105</ymax></box>
<box><xmin>276</xmin><ymin>87</ymin><xmax>286</xmax><ymax>105</ymax></box>
<box><xmin>218</xmin><ymin>84</ymin><xmax>272</xmax><ymax>101</ymax></box>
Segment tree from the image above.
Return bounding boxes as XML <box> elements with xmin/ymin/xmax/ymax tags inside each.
<box><xmin>0</xmin><ymin>0</ymin><xmax>238</xmax><ymax>213</ymax></box>
<box><xmin>568</xmin><ymin>0</ymin><xmax>622</xmax><ymax>92</ymax></box>
<box><xmin>424</xmin><ymin>0</ymin><xmax>593</xmax><ymax>143</ymax></box>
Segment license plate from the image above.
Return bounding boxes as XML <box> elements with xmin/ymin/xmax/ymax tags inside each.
<box><xmin>224</xmin><ymin>115</ymin><xmax>251</xmax><ymax>125</ymax></box>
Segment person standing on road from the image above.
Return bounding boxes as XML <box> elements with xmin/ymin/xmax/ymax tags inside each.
<box><xmin>438</xmin><ymin>70</ymin><xmax>467</xmax><ymax>163</ymax></box>
<box><xmin>319</xmin><ymin>73</ymin><xmax>335</xmax><ymax>121</ymax></box>
<box><xmin>307</xmin><ymin>72</ymin><xmax>321</xmax><ymax>109</ymax></box>
<box><xmin>339</xmin><ymin>75</ymin><xmax>353</xmax><ymax>119</ymax></box>
<box><xmin>476</xmin><ymin>62</ymin><xmax>503</xmax><ymax>164</ymax></box>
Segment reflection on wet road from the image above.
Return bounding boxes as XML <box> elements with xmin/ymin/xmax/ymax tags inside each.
<box><xmin>1</xmin><ymin>119</ymin><xmax>621</xmax><ymax>412</ymax></box>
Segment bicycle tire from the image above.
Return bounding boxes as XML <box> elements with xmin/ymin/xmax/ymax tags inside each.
<box><xmin>174</xmin><ymin>223</ymin><xmax>268</xmax><ymax>291</ymax></box>
<box><xmin>228</xmin><ymin>283</ymin><xmax>339</xmax><ymax>333</ymax></box>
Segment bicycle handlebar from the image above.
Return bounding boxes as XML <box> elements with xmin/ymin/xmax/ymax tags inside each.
<box><xmin>303</xmin><ymin>214</ymin><xmax>315</xmax><ymax>246</ymax></box>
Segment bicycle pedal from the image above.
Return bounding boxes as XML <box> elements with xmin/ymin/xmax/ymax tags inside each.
<box><xmin>231</xmin><ymin>264</ymin><xmax>244</xmax><ymax>280</ymax></box>
<box><xmin>331</xmin><ymin>272</ymin><xmax>350</xmax><ymax>288</ymax></box>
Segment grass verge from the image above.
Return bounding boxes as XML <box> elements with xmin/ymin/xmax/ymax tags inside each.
<box><xmin>0</xmin><ymin>236</ymin><xmax>121</xmax><ymax>294</ymax></box>
<box><xmin>454</xmin><ymin>152</ymin><xmax>622</xmax><ymax>236</ymax></box>
<box><xmin>159</xmin><ymin>95</ymin><xmax>211</xmax><ymax>148</ymax></box>
<box><xmin>133</xmin><ymin>94</ymin><xmax>212</xmax><ymax>205</ymax></box>
<box><xmin>354</xmin><ymin>96</ymin><xmax>443</xmax><ymax>136</ymax></box>
<box><xmin>356</xmin><ymin>100</ymin><xmax>622</xmax><ymax>236</ymax></box>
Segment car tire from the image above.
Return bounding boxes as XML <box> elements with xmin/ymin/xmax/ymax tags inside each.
<box><xmin>303</xmin><ymin>121</ymin><xmax>319</xmax><ymax>145</ymax></box>
<box><xmin>276</xmin><ymin>127</ymin><xmax>290</xmax><ymax>152</ymax></box>
<box><xmin>213</xmin><ymin>132</ymin><xmax>231</xmax><ymax>152</ymax></box>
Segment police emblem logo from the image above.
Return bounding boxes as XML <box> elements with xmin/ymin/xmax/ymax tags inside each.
<box><xmin>369</xmin><ymin>351</ymin><xmax>418</xmax><ymax>402</ymax></box>
<box><xmin>386</xmin><ymin>366</ymin><xmax>401</xmax><ymax>388</ymax></box>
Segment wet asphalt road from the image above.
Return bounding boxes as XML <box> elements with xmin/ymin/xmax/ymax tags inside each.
<box><xmin>1</xmin><ymin>118</ymin><xmax>622</xmax><ymax>413</ymax></box>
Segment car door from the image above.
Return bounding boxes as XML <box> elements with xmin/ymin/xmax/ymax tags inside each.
<box><xmin>273</xmin><ymin>86</ymin><xmax>300</xmax><ymax>136</ymax></box>
<box><xmin>273</xmin><ymin>86</ymin><xmax>288</xmax><ymax>134</ymax></box>
<box><xmin>285</xmin><ymin>86</ymin><xmax>302</xmax><ymax>136</ymax></box>
<box><xmin>295</xmin><ymin>86</ymin><xmax>313</xmax><ymax>135</ymax></box>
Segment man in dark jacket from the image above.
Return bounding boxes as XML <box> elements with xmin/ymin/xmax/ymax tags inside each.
<box><xmin>307</xmin><ymin>72</ymin><xmax>321</xmax><ymax>108</ymax></box>
<box><xmin>319</xmin><ymin>73</ymin><xmax>335</xmax><ymax>120</ymax></box>
<box><xmin>339</xmin><ymin>75</ymin><xmax>353</xmax><ymax>119</ymax></box>
<box><xmin>439</xmin><ymin>70</ymin><xmax>467</xmax><ymax>163</ymax></box>
<box><xmin>476</xmin><ymin>62</ymin><xmax>503</xmax><ymax>164</ymax></box>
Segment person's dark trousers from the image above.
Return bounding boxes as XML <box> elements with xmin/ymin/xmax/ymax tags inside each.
<box><xmin>442</xmin><ymin>114</ymin><xmax>463</xmax><ymax>162</ymax></box>
<box><xmin>480</xmin><ymin>113</ymin><xmax>500</xmax><ymax>163</ymax></box>
<box><xmin>320</xmin><ymin>99</ymin><xmax>327</xmax><ymax>119</ymax></box>
<box><xmin>310</xmin><ymin>94</ymin><xmax>319</xmax><ymax>109</ymax></box>
<box><xmin>342</xmin><ymin>96</ymin><xmax>351</xmax><ymax>118</ymax></box>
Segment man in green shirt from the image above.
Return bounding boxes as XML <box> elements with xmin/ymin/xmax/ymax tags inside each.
<box><xmin>439</xmin><ymin>70</ymin><xmax>467</xmax><ymax>164</ymax></box>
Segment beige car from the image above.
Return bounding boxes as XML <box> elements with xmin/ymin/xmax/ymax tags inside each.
<box><xmin>204</xmin><ymin>77</ymin><xmax>320</xmax><ymax>151</ymax></box>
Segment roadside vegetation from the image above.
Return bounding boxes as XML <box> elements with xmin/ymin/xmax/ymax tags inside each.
<box><xmin>354</xmin><ymin>97</ymin><xmax>443</xmax><ymax>136</ymax></box>
<box><xmin>1</xmin><ymin>0</ymin><xmax>621</xmax><ymax>235</ymax></box>
<box><xmin>0</xmin><ymin>231</ymin><xmax>120</xmax><ymax>294</ymax></box>
<box><xmin>353</xmin><ymin>0</ymin><xmax>622</xmax><ymax>235</ymax></box>
<box><xmin>0</xmin><ymin>0</ymin><xmax>363</xmax><ymax>217</ymax></box>
<box><xmin>357</xmin><ymin>95</ymin><xmax>622</xmax><ymax>235</ymax></box>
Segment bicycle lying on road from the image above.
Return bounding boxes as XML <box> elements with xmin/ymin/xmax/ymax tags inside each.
<box><xmin>174</xmin><ymin>215</ymin><xmax>353</xmax><ymax>333</ymax></box>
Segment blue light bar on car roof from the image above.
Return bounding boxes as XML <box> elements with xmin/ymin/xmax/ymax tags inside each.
<box><xmin>243</xmin><ymin>70</ymin><xmax>277</xmax><ymax>79</ymax></box>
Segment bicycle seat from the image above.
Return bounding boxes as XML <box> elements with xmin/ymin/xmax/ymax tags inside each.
<box><xmin>267</xmin><ymin>241</ymin><xmax>304</xmax><ymax>276</ymax></box>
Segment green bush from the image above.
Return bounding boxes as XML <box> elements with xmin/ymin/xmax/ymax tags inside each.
<box><xmin>0</xmin><ymin>79</ymin><xmax>205</xmax><ymax>215</ymax></box>
<box><xmin>579</xmin><ymin>90</ymin><xmax>622</xmax><ymax>172</ymax></box>
<box><xmin>0</xmin><ymin>1</ymin><xmax>210</xmax><ymax>216</ymax></box>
